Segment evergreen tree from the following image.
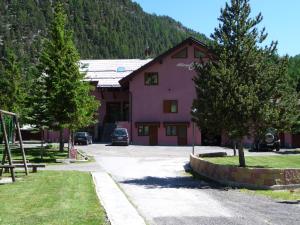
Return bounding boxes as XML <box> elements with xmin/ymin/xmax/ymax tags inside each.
<box><xmin>0</xmin><ymin>47</ymin><xmax>25</xmax><ymax>115</ymax></box>
<box><xmin>39</xmin><ymin>2</ymin><xmax>99</xmax><ymax>152</ymax></box>
<box><xmin>25</xmin><ymin>68</ymin><xmax>50</xmax><ymax>159</ymax></box>
<box><xmin>192</xmin><ymin>0</ymin><xmax>298</xmax><ymax>167</ymax></box>
<box><xmin>288</xmin><ymin>55</ymin><xmax>300</xmax><ymax>132</ymax></box>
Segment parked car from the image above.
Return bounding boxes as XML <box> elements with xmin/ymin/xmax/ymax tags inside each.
<box><xmin>74</xmin><ymin>132</ymin><xmax>93</xmax><ymax>145</ymax></box>
<box><xmin>250</xmin><ymin>128</ymin><xmax>280</xmax><ymax>152</ymax></box>
<box><xmin>111</xmin><ymin>128</ymin><xmax>129</xmax><ymax>146</ymax></box>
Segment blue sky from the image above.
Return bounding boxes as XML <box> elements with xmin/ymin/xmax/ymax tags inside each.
<box><xmin>133</xmin><ymin>0</ymin><xmax>300</xmax><ymax>56</ymax></box>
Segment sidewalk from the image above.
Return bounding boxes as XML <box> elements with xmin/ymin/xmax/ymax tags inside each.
<box><xmin>92</xmin><ymin>172</ymin><xmax>146</xmax><ymax>225</ymax></box>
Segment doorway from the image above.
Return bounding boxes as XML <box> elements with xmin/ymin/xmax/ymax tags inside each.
<box><xmin>149</xmin><ymin>126</ymin><xmax>158</xmax><ymax>145</ymax></box>
<box><xmin>106</xmin><ymin>102</ymin><xmax>121</xmax><ymax>122</ymax></box>
<box><xmin>177</xmin><ymin>125</ymin><xmax>187</xmax><ymax>146</ymax></box>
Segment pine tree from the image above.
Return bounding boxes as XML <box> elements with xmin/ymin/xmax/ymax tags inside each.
<box><xmin>39</xmin><ymin>2</ymin><xmax>99</xmax><ymax>152</ymax></box>
<box><xmin>26</xmin><ymin>67</ymin><xmax>51</xmax><ymax>159</ymax></box>
<box><xmin>192</xmin><ymin>0</ymin><xmax>298</xmax><ymax>167</ymax></box>
<box><xmin>288</xmin><ymin>55</ymin><xmax>300</xmax><ymax>132</ymax></box>
<box><xmin>0</xmin><ymin>47</ymin><xmax>25</xmax><ymax>115</ymax></box>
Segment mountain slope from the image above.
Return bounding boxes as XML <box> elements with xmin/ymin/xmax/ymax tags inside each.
<box><xmin>0</xmin><ymin>0</ymin><xmax>209</xmax><ymax>66</ymax></box>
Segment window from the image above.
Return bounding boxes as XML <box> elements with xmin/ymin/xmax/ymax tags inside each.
<box><xmin>194</xmin><ymin>48</ymin><xmax>205</xmax><ymax>59</ymax></box>
<box><xmin>172</xmin><ymin>47</ymin><xmax>188</xmax><ymax>58</ymax></box>
<box><xmin>144</xmin><ymin>72</ymin><xmax>158</xmax><ymax>85</ymax></box>
<box><xmin>138</xmin><ymin>125</ymin><xmax>149</xmax><ymax>136</ymax></box>
<box><xmin>166</xmin><ymin>125</ymin><xmax>177</xmax><ymax>136</ymax></box>
<box><xmin>163</xmin><ymin>100</ymin><xmax>178</xmax><ymax>113</ymax></box>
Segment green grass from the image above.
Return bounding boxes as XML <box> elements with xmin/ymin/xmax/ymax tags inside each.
<box><xmin>241</xmin><ymin>189</ymin><xmax>300</xmax><ymax>201</ymax></box>
<box><xmin>0</xmin><ymin>146</ymin><xmax>68</xmax><ymax>164</ymax></box>
<box><xmin>0</xmin><ymin>171</ymin><xmax>108</xmax><ymax>225</ymax></box>
<box><xmin>205</xmin><ymin>155</ymin><xmax>300</xmax><ymax>168</ymax></box>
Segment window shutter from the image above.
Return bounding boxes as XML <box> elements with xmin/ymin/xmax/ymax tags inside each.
<box><xmin>163</xmin><ymin>100</ymin><xmax>170</xmax><ymax>113</ymax></box>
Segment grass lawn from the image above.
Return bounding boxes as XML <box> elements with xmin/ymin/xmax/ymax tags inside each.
<box><xmin>0</xmin><ymin>171</ymin><xmax>108</xmax><ymax>225</ymax></box>
<box><xmin>206</xmin><ymin>155</ymin><xmax>300</xmax><ymax>168</ymax></box>
<box><xmin>241</xmin><ymin>189</ymin><xmax>300</xmax><ymax>201</ymax></box>
<box><xmin>0</xmin><ymin>145</ymin><xmax>78</xmax><ymax>164</ymax></box>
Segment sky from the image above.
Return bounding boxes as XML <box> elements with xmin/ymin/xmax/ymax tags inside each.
<box><xmin>133</xmin><ymin>0</ymin><xmax>300</xmax><ymax>56</ymax></box>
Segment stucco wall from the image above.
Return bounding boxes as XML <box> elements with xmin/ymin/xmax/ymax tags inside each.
<box><xmin>190</xmin><ymin>154</ymin><xmax>300</xmax><ymax>189</ymax></box>
<box><xmin>129</xmin><ymin>43</ymin><xmax>204</xmax><ymax>145</ymax></box>
<box><xmin>91</xmin><ymin>86</ymin><xmax>129</xmax><ymax>124</ymax></box>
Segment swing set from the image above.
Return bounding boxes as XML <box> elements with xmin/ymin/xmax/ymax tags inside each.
<box><xmin>0</xmin><ymin>109</ymin><xmax>28</xmax><ymax>182</ymax></box>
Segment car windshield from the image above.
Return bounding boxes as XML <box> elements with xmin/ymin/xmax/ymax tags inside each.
<box><xmin>113</xmin><ymin>129</ymin><xmax>127</xmax><ymax>136</ymax></box>
<box><xmin>76</xmin><ymin>132</ymin><xmax>86</xmax><ymax>137</ymax></box>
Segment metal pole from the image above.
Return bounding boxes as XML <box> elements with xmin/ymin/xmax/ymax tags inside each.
<box><xmin>192</xmin><ymin>121</ymin><xmax>195</xmax><ymax>155</ymax></box>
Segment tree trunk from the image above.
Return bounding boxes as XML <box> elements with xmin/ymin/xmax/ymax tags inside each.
<box><xmin>59</xmin><ymin>129</ymin><xmax>64</xmax><ymax>152</ymax></box>
<box><xmin>68</xmin><ymin>129</ymin><xmax>72</xmax><ymax>158</ymax></box>
<box><xmin>40</xmin><ymin>128</ymin><xmax>44</xmax><ymax>160</ymax></box>
<box><xmin>238</xmin><ymin>140</ymin><xmax>246</xmax><ymax>167</ymax></box>
<box><xmin>233</xmin><ymin>140</ymin><xmax>237</xmax><ymax>156</ymax></box>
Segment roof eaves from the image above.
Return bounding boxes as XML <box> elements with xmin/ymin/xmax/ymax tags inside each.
<box><xmin>119</xmin><ymin>37</ymin><xmax>209</xmax><ymax>86</ymax></box>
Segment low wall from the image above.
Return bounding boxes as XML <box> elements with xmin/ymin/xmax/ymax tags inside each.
<box><xmin>190</xmin><ymin>154</ymin><xmax>300</xmax><ymax>189</ymax></box>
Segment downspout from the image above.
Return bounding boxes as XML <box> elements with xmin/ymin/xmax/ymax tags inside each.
<box><xmin>129</xmin><ymin>91</ymin><xmax>133</xmax><ymax>144</ymax></box>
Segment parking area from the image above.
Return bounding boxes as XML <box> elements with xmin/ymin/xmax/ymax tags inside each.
<box><xmin>79</xmin><ymin>143</ymin><xmax>296</xmax><ymax>158</ymax></box>
<box><xmin>77</xmin><ymin>144</ymin><xmax>300</xmax><ymax>225</ymax></box>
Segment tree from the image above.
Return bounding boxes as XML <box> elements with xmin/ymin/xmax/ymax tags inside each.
<box><xmin>192</xmin><ymin>0</ymin><xmax>298</xmax><ymax>167</ymax></box>
<box><xmin>0</xmin><ymin>47</ymin><xmax>25</xmax><ymax>115</ymax></box>
<box><xmin>288</xmin><ymin>55</ymin><xmax>300</xmax><ymax>92</ymax></box>
<box><xmin>288</xmin><ymin>55</ymin><xmax>300</xmax><ymax>132</ymax></box>
<box><xmin>38</xmin><ymin>2</ymin><xmax>99</xmax><ymax>152</ymax></box>
<box><xmin>26</xmin><ymin>67</ymin><xmax>51</xmax><ymax>159</ymax></box>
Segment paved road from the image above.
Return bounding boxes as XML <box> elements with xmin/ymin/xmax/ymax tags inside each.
<box><xmin>79</xmin><ymin>144</ymin><xmax>300</xmax><ymax>225</ymax></box>
<box><xmin>78</xmin><ymin>144</ymin><xmax>300</xmax><ymax>225</ymax></box>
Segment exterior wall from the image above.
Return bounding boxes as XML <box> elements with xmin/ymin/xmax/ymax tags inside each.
<box><xmin>285</xmin><ymin>133</ymin><xmax>293</xmax><ymax>148</ymax></box>
<box><xmin>44</xmin><ymin>128</ymin><xmax>69</xmax><ymax>142</ymax></box>
<box><xmin>91</xmin><ymin>86</ymin><xmax>129</xmax><ymax>125</ymax></box>
<box><xmin>91</xmin><ymin>86</ymin><xmax>129</xmax><ymax>140</ymax></box>
<box><xmin>43</xmin><ymin>85</ymin><xmax>129</xmax><ymax>142</ymax></box>
<box><xmin>221</xmin><ymin>133</ymin><xmax>254</xmax><ymax>148</ymax></box>
<box><xmin>129</xmin><ymin>43</ymin><xmax>204</xmax><ymax>145</ymax></box>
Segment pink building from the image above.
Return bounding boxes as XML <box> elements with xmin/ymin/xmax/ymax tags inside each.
<box><xmin>44</xmin><ymin>37</ymin><xmax>297</xmax><ymax>147</ymax></box>
<box><xmin>119</xmin><ymin>37</ymin><xmax>205</xmax><ymax>145</ymax></box>
<box><xmin>78</xmin><ymin>37</ymin><xmax>205</xmax><ymax>145</ymax></box>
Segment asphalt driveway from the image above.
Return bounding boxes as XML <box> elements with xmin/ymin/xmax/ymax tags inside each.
<box><xmin>79</xmin><ymin>144</ymin><xmax>300</xmax><ymax>225</ymax></box>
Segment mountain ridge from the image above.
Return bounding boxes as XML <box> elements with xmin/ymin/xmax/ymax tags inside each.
<box><xmin>0</xmin><ymin>0</ymin><xmax>209</xmax><ymax>67</ymax></box>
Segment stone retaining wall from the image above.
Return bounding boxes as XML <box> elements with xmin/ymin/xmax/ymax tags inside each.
<box><xmin>190</xmin><ymin>154</ymin><xmax>300</xmax><ymax>189</ymax></box>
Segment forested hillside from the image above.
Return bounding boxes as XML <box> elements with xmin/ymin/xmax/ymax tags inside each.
<box><xmin>0</xmin><ymin>0</ymin><xmax>208</xmax><ymax>68</ymax></box>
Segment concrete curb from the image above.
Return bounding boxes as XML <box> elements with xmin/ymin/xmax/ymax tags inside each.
<box><xmin>92</xmin><ymin>172</ymin><xmax>146</xmax><ymax>225</ymax></box>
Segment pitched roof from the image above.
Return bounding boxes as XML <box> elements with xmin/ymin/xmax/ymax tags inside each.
<box><xmin>119</xmin><ymin>37</ymin><xmax>209</xmax><ymax>86</ymax></box>
<box><xmin>80</xmin><ymin>59</ymin><xmax>152</xmax><ymax>88</ymax></box>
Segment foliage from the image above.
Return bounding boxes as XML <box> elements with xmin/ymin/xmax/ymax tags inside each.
<box><xmin>288</xmin><ymin>55</ymin><xmax>300</xmax><ymax>133</ymax></box>
<box><xmin>288</xmin><ymin>55</ymin><xmax>300</xmax><ymax>92</ymax></box>
<box><xmin>25</xmin><ymin>68</ymin><xmax>50</xmax><ymax>132</ymax></box>
<box><xmin>0</xmin><ymin>0</ymin><xmax>209</xmax><ymax>77</ymax></box>
<box><xmin>0</xmin><ymin>47</ymin><xmax>25</xmax><ymax>115</ymax></box>
<box><xmin>192</xmin><ymin>0</ymin><xmax>298</xmax><ymax>166</ymax></box>
<box><xmin>38</xmin><ymin>2</ymin><xmax>99</xmax><ymax>135</ymax></box>
<box><xmin>0</xmin><ymin>171</ymin><xmax>108</xmax><ymax>225</ymax></box>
